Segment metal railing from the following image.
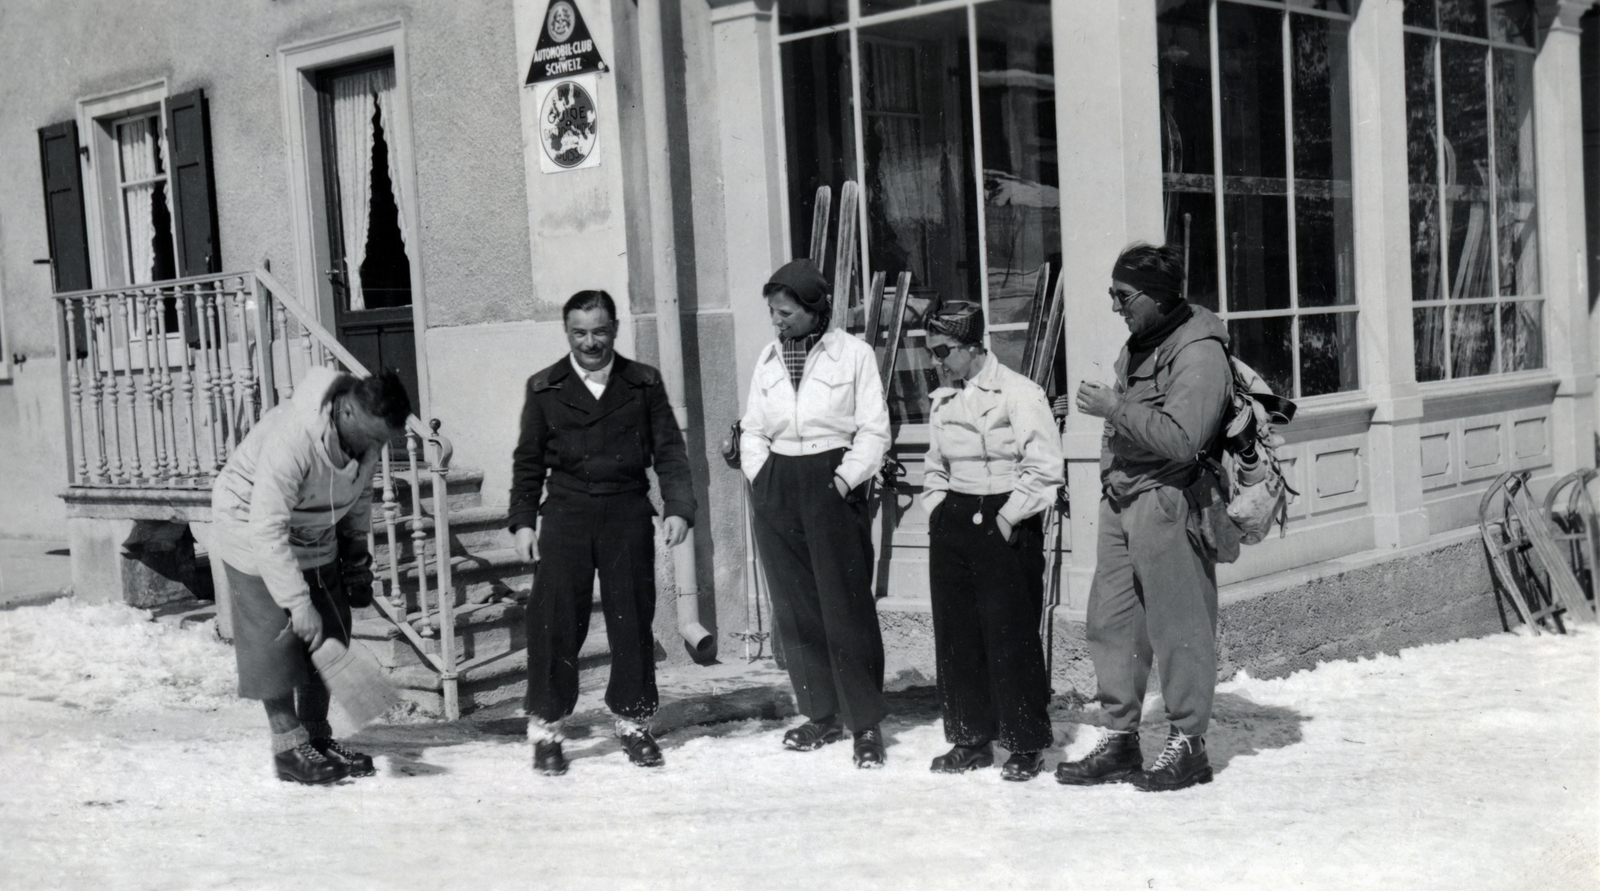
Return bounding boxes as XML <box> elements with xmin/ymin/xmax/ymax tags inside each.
<box><xmin>54</xmin><ymin>266</ymin><xmax>463</xmax><ymax>718</ymax></box>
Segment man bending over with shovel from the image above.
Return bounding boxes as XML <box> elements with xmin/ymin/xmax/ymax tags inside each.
<box><xmin>210</xmin><ymin>365</ymin><xmax>411</xmax><ymax>784</ymax></box>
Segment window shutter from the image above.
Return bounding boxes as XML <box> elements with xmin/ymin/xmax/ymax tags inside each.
<box><xmin>164</xmin><ymin>89</ymin><xmax>221</xmax><ymax>276</ymax></box>
<box><xmin>37</xmin><ymin>120</ymin><xmax>91</xmax><ymax>292</ymax></box>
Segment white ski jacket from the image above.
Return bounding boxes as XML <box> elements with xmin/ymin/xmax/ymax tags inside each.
<box><xmin>739</xmin><ymin>329</ymin><xmax>891</xmax><ymax>490</ymax></box>
<box><xmin>920</xmin><ymin>352</ymin><xmax>1064</xmax><ymax>528</ymax></box>
<box><xmin>209</xmin><ymin>366</ymin><xmax>377</xmax><ymax>611</ymax></box>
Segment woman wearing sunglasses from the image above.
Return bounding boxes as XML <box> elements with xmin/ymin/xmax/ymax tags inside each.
<box><xmin>920</xmin><ymin>302</ymin><xmax>1064</xmax><ymax>781</ymax></box>
<box><xmin>739</xmin><ymin>259</ymin><xmax>894</xmax><ymax>768</ymax></box>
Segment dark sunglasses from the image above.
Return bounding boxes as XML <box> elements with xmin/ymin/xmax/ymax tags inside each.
<box><xmin>1108</xmin><ymin>287</ymin><xmax>1145</xmax><ymax>309</ymax></box>
<box><xmin>930</xmin><ymin>342</ymin><xmax>971</xmax><ymax>360</ymax></box>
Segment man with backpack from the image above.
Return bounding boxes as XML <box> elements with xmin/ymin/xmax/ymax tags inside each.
<box><xmin>1056</xmin><ymin>243</ymin><xmax>1233</xmax><ymax>792</ymax></box>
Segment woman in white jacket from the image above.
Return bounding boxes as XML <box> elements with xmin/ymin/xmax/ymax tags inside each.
<box><xmin>740</xmin><ymin>259</ymin><xmax>893</xmax><ymax>768</ymax></box>
<box><xmin>210</xmin><ymin>365</ymin><xmax>410</xmax><ymax>785</ymax></box>
<box><xmin>921</xmin><ymin>302</ymin><xmax>1063</xmax><ymax>782</ymax></box>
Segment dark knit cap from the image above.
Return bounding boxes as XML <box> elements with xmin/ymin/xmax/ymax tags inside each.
<box><xmin>764</xmin><ymin>259</ymin><xmax>833</xmax><ymax>319</ymax></box>
<box><xmin>1111</xmin><ymin>245</ymin><xmax>1186</xmax><ymax>308</ymax></box>
<box><xmin>925</xmin><ymin>301</ymin><xmax>984</xmax><ymax>345</ymax></box>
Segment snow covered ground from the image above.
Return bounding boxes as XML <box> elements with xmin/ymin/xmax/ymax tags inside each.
<box><xmin>1</xmin><ymin>599</ymin><xmax>1595</xmax><ymax>891</ymax></box>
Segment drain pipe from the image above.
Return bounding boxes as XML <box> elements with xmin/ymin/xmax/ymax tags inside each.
<box><xmin>637</xmin><ymin>0</ymin><xmax>712</xmax><ymax>659</ymax></box>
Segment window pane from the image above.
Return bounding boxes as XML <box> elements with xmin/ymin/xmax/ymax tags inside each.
<box><xmin>1299</xmin><ymin>311</ymin><xmax>1359</xmax><ymax>396</ymax></box>
<box><xmin>777</xmin><ymin>0</ymin><xmax>847</xmax><ymax>34</ymax></box>
<box><xmin>115</xmin><ymin>116</ymin><xmax>176</xmax><ymax>285</ymax></box>
<box><xmin>1500</xmin><ymin>300</ymin><xmax>1542</xmax><ymax>371</ymax></box>
<box><xmin>989</xmin><ymin>328</ymin><xmax>1031</xmax><ymax>379</ymax></box>
<box><xmin>1487</xmin><ymin>0</ymin><xmax>1536</xmax><ymax>46</ymax></box>
<box><xmin>1166</xmin><ymin>191</ymin><xmax>1220</xmax><ymax>311</ymax></box>
<box><xmin>780</xmin><ymin>34</ymin><xmax>858</xmax><ymax>275</ymax></box>
<box><xmin>1287</xmin><ymin>0</ymin><xmax>1353</xmax><ymax>13</ymax></box>
<box><xmin>1159</xmin><ymin>0</ymin><xmax>1219</xmax><ymax>311</ymax></box>
<box><xmin>861</xmin><ymin>0</ymin><xmax>923</xmax><ymax>18</ymax></box>
<box><xmin>977</xmin><ymin>0</ymin><xmax>1060</xmax><ymax>349</ymax></box>
<box><xmin>1493</xmin><ymin>48</ymin><xmax>1539</xmax><ymax>296</ymax></box>
<box><xmin>860</xmin><ymin>12</ymin><xmax>981</xmax><ymax>316</ymax></box>
<box><xmin>1230</xmin><ymin>315</ymin><xmax>1294</xmax><ymax>398</ymax></box>
<box><xmin>1292</xmin><ymin>14</ymin><xmax>1355</xmax><ymax>308</ymax></box>
<box><xmin>1403</xmin><ymin>0</ymin><xmax>1436</xmax><ymax>29</ymax></box>
<box><xmin>1450</xmin><ymin>303</ymin><xmax>1497</xmax><ymax>376</ymax></box>
<box><xmin>1438</xmin><ymin>0</ymin><xmax>1487</xmax><ymax>38</ymax></box>
<box><xmin>1404</xmin><ymin>34</ymin><xmax>1443</xmax><ymax>302</ymax></box>
<box><xmin>1439</xmin><ymin>40</ymin><xmax>1493</xmax><ymax>300</ymax></box>
<box><xmin>1219</xmin><ymin>2</ymin><xmax>1291</xmax><ymax>313</ymax></box>
<box><xmin>1414</xmin><ymin>306</ymin><xmax>1447</xmax><ymax>381</ymax></box>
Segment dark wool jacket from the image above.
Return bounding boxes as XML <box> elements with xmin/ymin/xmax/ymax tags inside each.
<box><xmin>506</xmin><ymin>354</ymin><xmax>696</xmax><ymax>532</ymax></box>
<box><xmin>1101</xmin><ymin>305</ymin><xmax>1233</xmax><ymax>504</ymax></box>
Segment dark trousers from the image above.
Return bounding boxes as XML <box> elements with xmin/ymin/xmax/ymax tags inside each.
<box><xmin>524</xmin><ymin>491</ymin><xmax>658</xmax><ymax>723</ymax></box>
<box><xmin>751</xmin><ymin>450</ymin><xmax>889</xmax><ymax>731</ymax></box>
<box><xmin>928</xmin><ymin>493</ymin><xmax>1053</xmax><ymax>753</ymax></box>
<box><xmin>226</xmin><ymin>562</ymin><xmax>350</xmax><ymax>703</ymax></box>
<box><xmin>1086</xmin><ymin>487</ymin><xmax>1219</xmax><ymax>737</ymax></box>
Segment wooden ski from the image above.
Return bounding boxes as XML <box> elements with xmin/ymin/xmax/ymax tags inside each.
<box><xmin>871</xmin><ymin>272</ymin><xmax>913</xmax><ymax>599</ymax></box>
<box><xmin>808</xmin><ymin>185</ymin><xmax>832</xmax><ymax>267</ymax></box>
<box><xmin>831</xmin><ymin>180</ymin><xmax>860</xmax><ymax>330</ymax></box>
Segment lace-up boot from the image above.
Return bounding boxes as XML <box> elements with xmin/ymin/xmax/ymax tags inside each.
<box><xmin>312</xmin><ymin>738</ymin><xmax>375</xmax><ymax>777</ymax></box>
<box><xmin>275</xmin><ymin>742</ymin><xmax>348</xmax><ymax>785</ymax></box>
<box><xmin>1054</xmin><ymin>728</ymin><xmax>1141</xmax><ymax>786</ymax></box>
<box><xmin>852</xmin><ymin>725</ymin><xmax>886</xmax><ymax>768</ymax></box>
<box><xmin>1131</xmin><ymin>727</ymin><xmax>1212</xmax><ymax>792</ymax></box>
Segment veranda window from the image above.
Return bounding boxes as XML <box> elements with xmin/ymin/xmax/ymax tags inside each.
<box><xmin>778</xmin><ymin>0</ymin><xmax>1060</xmax><ymax>424</ymax></box>
<box><xmin>1403</xmin><ymin>0</ymin><xmax>1542</xmax><ymax>381</ymax></box>
<box><xmin>1159</xmin><ymin>0</ymin><xmax>1358</xmax><ymax>400</ymax></box>
<box><xmin>112</xmin><ymin>113</ymin><xmax>178</xmax><ymax>286</ymax></box>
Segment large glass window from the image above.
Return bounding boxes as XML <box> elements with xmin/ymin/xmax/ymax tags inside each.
<box><xmin>1404</xmin><ymin>0</ymin><xmax>1542</xmax><ymax>381</ymax></box>
<box><xmin>1158</xmin><ymin>0</ymin><xmax>1358</xmax><ymax>400</ymax></box>
<box><xmin>778</xmin><ymin>0</ymin><xmax>1059</xmax><ymax>424</ymax></box>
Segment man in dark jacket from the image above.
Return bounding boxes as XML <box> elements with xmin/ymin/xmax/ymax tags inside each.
<box><xmin>1057</xmin><ymin>243</ymin><xmax>1232</xmax><ymax>792</ymax></box>
<box><xmin>508</xmin><ymin>290</ymin><xmax>696</xmax><ymax>776</ymax></box>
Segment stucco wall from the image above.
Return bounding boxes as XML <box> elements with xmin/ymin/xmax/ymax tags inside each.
<box><xmin>0</xmin><ymin>0</ymin><xmax>534</xmax><ymax>537</ymax></box>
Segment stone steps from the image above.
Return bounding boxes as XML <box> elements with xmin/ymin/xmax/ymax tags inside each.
<box><xmin>358</xmin><ymin>464</ymin><xmax>609</xmax><ymax>716</ymax></box>
<box><xmin>371</xmin><ymin>504</ymin><xmax>512</xmax><ymax>566</ymax></box>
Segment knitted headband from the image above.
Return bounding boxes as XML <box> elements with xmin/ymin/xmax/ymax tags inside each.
<box><xmin>1111</xmin><ymin>260</ymin><xmax>1183</xmax><ymax>308</ymax></box>
<box><xmin>925</xmin><ymin>302</ymin><xmax>985</xmax><ymax>345</ymax></box>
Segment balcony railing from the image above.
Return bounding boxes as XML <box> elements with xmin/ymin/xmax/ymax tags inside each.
<box><xmin>54</xmin><ymin>267</ymin><xmax>465</xmax><ymax>718</ymax></box>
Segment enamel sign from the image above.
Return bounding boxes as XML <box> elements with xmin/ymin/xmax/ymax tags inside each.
<box><xmin>533</xmin><ymin>74</ymin><xmax>601</xmax><ymax>172</ymax></box>
<box><xmin>524</xmin><ymin>0</ymin><xmax>607</xmax><ymax>84</ymax></box>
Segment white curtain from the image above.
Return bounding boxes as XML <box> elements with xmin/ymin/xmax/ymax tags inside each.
<box><xmin>117</xmin><ymin>117</ymin><xmax>158</xmax><ymax>285</ymax></box>
<box><xmin>330</xmin><ymin>66</ymin><xmax>407</xmax><ymax>312</ymax></box>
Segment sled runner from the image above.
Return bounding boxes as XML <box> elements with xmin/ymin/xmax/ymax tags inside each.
<box><xmin>1542</xmin><ymin>469</ymin><xmax>1599</xmax><ymax>611</ymax></box>
<box><xmin>1479</xmin><ymin>471</ymin><xmax>1597</xmax><ymax>635</ymax></box>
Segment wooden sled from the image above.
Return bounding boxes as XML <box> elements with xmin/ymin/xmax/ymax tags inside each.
<box><xmin>1479</xmin><ymin>471</ymin><xmax>1597</xmax><ymax>635</ymax></box>
<box><xmin>1543</xmin><ymin>469</ymin><xmax>1600</xmax><ymax>612</ymax></box>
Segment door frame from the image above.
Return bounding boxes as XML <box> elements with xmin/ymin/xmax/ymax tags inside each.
<box><xmin>278</xmin><ymin>20</ymin><xmax>430</xmax><ymax>418</ymax></box>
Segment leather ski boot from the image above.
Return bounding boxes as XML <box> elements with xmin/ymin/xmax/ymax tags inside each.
<box><xmin>1132</xmin><ymin>727</ymin><xmax>1212</xmax><ymax>792</ymax></box>
<box><xmin>1055</xmin><ymin>728</ymin><xmax>1141</xmax><ymax>786</ymax></box>
<box><xmin>930</xmin><ymin>743</ymin><xmax>994</xmax><ymax>774</ymax></box>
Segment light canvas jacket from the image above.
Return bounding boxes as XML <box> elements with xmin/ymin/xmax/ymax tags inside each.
<box><xmin>920</xmin><ymin>353</ymin><xmax>1064</xmax><ymax>527</ymax></box>
<box><xmin>1101</xmin><ymin>305</ymin><xmax>1232</xmax><ymax>503</ymax></box>
<box><xmin>739</xmin><ymin>329</ymin><xmax>891</xmax><ymax>490</ymax></box>
<box><xmin>210</xmin><ymin>366</ymin><xmax>377</xmax><ymax>611</ymax></box>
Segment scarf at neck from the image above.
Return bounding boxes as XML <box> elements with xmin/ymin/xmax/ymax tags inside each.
<box><xmin>1125</xmin><ymin>301</ymin><xmax>1194</xmax><ymax>371</ymax></box>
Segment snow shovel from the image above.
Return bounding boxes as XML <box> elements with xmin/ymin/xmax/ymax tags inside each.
<box><xmin>312</xmin><ymin>639</ymin><xmax>401</xmax><ymax>728</ymax></box>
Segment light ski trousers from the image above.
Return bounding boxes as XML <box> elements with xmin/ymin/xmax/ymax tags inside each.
<box><xmin>1086</xmin><ymin>486</ymin><xmax>1218</xmax><ymax>737</ymax></box>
